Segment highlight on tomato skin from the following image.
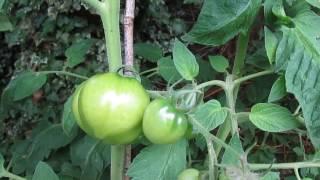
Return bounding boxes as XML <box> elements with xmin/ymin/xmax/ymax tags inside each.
<box><xmin>72</xmin><ymin>72</ymin><xmax>150</xmax><ymax>145</ymax></box>
<box><xmin>142</xmin><ymin>98</ymin><xmax>189</xmax><ymax>144</ymax></box>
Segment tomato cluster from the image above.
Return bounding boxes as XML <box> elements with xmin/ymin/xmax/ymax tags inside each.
<box><xmin>72</xmin><ymin>72</ymin><xmax>191</xmax><ymax>145</ymax></box>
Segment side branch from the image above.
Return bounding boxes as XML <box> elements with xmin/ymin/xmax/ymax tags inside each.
<box><xmin>82</xmin><ymin>0</ymin><xmax>103</xmax><ymax>12</ymax></box>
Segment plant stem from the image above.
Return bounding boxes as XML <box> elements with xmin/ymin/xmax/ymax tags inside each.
<box><xmin>99</xmin><ymin>1</ymin><xmax>124</xmax><ymax>180</ymax></box>
<box><xmin>39</xmin><ymin>71</ymin><xmax>89</xmax><ymax>80</ymax></box>
<box><xmin>234</xmin><ymin>70</ymin><xmax>274</xmax><ymax>85</ymax></box>
<box><xmin>196</xmin><ymin>80</ymin><xmax>225</xmax><ymax>90</ymax></box>
<box><xmin>188</xmin><ymin>116</ymin><xmax>241</xmax><ymax>158</ymax></box>
<box><xmin>248</xmin><ymin>161</ymin><xmax>320</xmax><ymax>170</ymax></box>
<box><xmin>146</xmin><ymin>71</ymin><xmax>158</xmax><ymax>78</ymax></box>
<box><xmin>206</xmin><ymin>138</ymin><xmax>216</xmax><ymax>180</ymax></box>
<box><xmin>81</xmin><ymin>0</ymin><xmax>124</xmax><ymax>180</ymax></box>
<box><xmin>236</xmin><ymin>112</ymin><xmax>250</xmax><ymax>124</ymax></box>
<box><xmin>2</xmin><ymin>171</ymin><xmax>26</xmax><ymax>180</ymax></box>
<box><xmin>100</xmin><ymin>0</ymin><xmax>122</xmax><ymax>72</ymax></box>
<box><xmin>295</xmin><ymin>168</ymin><xmax>301</xmax><ymax>180</ymax></box>
<box><xmin>146</xmin><ymin>90</ymin><xmax>167</xmax><ymax>98</ymax></box>
<box><xmin>82</xmin><ymin>0</ymin><xmax>103</xmax><ymax>11</ymax></box>
<box><xmin>111</xmin><ymin>145</ymin><xmax>126</xmax><ymax>180</ymax></box>
<box><xmin>232</xmin><ymin>33</ymin><xmax>250</xmax><ymax>76</ymax></box>
<box><xmin>215</xmin><ymin>32</ymin><xmax>250</xmax><ymax>158</ymax></box>
<box><xmin>214</xmin><ymin>75</ymin><xmax>236</xmax><ymax>156</ymax></box>
<box><xmin>216</xmin><ymin>161</ymin><xmax>320</xmax><ymax>171</ymax></box>
<box><xmin>139</xmin><ymin>68</ymin><xmax>158</xmax><ymax>75</ymax></box>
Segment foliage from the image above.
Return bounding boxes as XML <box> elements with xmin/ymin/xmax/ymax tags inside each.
<box><xmin>1</xmin><ymin>0</ymin><xmax>320</xmax><ymax>179</ymax></box>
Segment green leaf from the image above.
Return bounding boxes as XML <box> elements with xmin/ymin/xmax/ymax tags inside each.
<box><xmin>65</xmin><ymin>38</ymin><xmax>95</xmax><ymax>68</ymax></box>
<box><xmin>173</xmin><ymin>39</ymin><xmax>199</xmax><ymax>80</ymax></box>
<box><xmin>12</xmin><ymin>71</ymin><xmax>47</xmax><ymax>101</ymax></box>
<box><xmin>128</xmin><ymin>140</ymin><xmax>187</xmax><ymax>180</ymax></box>
<box><xmin>134</xmin><ymin>43</ymin><xmax>163</xmax><ymax>62</ymax></box>
<box><xmin>158</xmin><ymin>56</ymin><xmax>182</xmax><ymax>82</ymax></box>
<box><xmin>60</xmin><ymin>163</ymin><xmax>81</xmax><ymax>179</ymax></box>
<box><xmin>305</xmin><ymin>0</ymin><xmax>320</xmax><ymax>9</ymax></box>
<box><xmin>196</xmin><ymin>59</ymin><xmax>217</xmax><ymax>82</ymax></box>
<box><xmin>70</xmin><ymin>136</ymin><xmax>110</xmax><ymax>180</ymax></box>
<box><xmin>264</xmin><ymin>27</ymin><xmax>278</xmax><ymax>64</ymax></box>
<box><xmin>260</xmin><ymin>171</ymin><xmax>280</xmax><ymax>180</ymax></box>
<box><xmin>208</xmin><ymin>55</ymin><xmax>229</xmax><ymax>73</ymax></box>
<box><xmin>246</xmin><ymin>47</ymin><xmax>270</xmax><ymax>69</ymax></box>
<box><xmin>62</xmin><ymin>96</ymin><xmax>78</xmax><ymax>137</ymax></box>
<box><xmin>268</xmin><ymin>76</ymin><xmax>287</xmax><ymax>102</ymax></box>
<box><xmin>32</xmin><ymin>162</ymin><xmax>59</xmax><ymax>180</ymax></box>
<box><xmin>183</xmin><ymin>0</ymin><xmax>261</xmax><ymax>46</ymax></box>
<box><xmin>264</xmin><ymin>0</ymin><xmax>279</xmax><ymax>25</ymax></box>
<box><xmin>272</xmin><ymin>1</ymin><xmax>289</xmax><ymax>21</ymax></box>
<box><xmin>193</xmin><ymin>100</ymin><xmax>228</xmax><ymax>132</ymax></box>
<box><xmin>0</xmin><ymin>13</ymin><xmax>13</xmax><ymax>32</ymax></box>
<box><xmin>11</xmin><ymin>122</ymin><xmax>76</xmax><ymax>174</ymax></box>
<box><xmin>249</xmin><ymin>103</ymin><xmax>300</xmax><ymax>132</ymax></box>
<box><xmin>0</xmin><ymin>71</ymin><xmax>46</xmax><ymax>119</ymax></box>
<box><xmin>0</xmin><ymin>0</ymin><xmax>4</xmax><ymax>9</ymax></box>
<box><xmin>221</xmin><ymin>134</ymin><xmax>244</xmax><ymax>166</ymax></box>
<box><xmin>274</xmin><ymin>11</ymin><xmax>320</xmax><ymax>148</ymax></box>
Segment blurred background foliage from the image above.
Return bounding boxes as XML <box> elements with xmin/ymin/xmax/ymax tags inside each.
<box><xmin>0</xmin><ymin>0</ymin><xmax>316</xmax><ymax>179</ymax></box>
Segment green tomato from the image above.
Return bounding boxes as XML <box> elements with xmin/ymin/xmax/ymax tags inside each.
<box><xmin>72</xmin><ymin>72</ymin><xmax>150</xmax><ymax>144</ymax></box>
<box><xmin>142</xmin><ymin>98</ymin><xmax>188</xmax><ymax>144</ymax></box>
<box><xmin>178</xmin><ymin>168</ymin><xmax>200</xmax><ymax>180</ymax></box>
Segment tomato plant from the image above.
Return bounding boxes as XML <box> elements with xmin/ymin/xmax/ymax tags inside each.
<box><xmin>72</xmin><ymin>72</ymin><xmax>150</xmax><ymax>144</ymax></box>
<box><xmin>2</xmin><ymin>0</ymin><xmax>320</xmax><ymax>180</ymax></box>
<box><xmin>142</xmin><ymin>98</ymin><xmax>189</xmax><ymax>144</ymax></box>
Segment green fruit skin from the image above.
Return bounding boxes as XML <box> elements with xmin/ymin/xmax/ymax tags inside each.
<box><xmin>178</xmin><ymin>168</ymin><xmax>200</xmax><ymax>180</ymax></box>
<box><xmin>72</xmin><ymin>72</ymin><xmax>150</xmax><ymax>144</ymax></box>
<box><xmin>142</xmin><ymin>98</ymin><xmax>188</xmax><ymax>144</ymax></box>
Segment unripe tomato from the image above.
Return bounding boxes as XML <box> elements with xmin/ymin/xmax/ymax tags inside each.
<box><xmin>72</xmin><ymin>73</ymin><xmax>150</xmax><ymax>144</ymax></box>
<box><xmin>178</xmin><ymin>168</ymin><xmax>200</xmax><ymax>180</ymax></box>
<box><xmin>142</xmin><ymin>98</ymin><xmax>188</xmax><ymax>144</ymax></box>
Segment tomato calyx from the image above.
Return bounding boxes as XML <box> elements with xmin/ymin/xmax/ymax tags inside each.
<box><xmin>116</xmin><ymin>65</ymin><xmax>142</xmax><ymax>82</ymax></box>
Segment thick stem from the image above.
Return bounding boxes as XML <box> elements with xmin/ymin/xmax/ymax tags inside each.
<box><xmin>206</xmin><ymin>138</ymin><xmax>216</xmax><ymax>180</ymax></box>
<box><xmin>215</xmin><ymin>32</ymin><xmax>250</xmax><ymax>157</ymax></box>
<box><xmin>100</xmin><ymin>0</ymin><xmax>122</xmax><ymax>72</ymax></box>
<box><xmin>111</xmin><ymin>145</ymin><xmax>126</xmax><ymax>180</ymax></box>
<box><xmin>82</xmin><ymin>0</ymin><xmax>103</xmax><ymax>11</ymax></box>
<box><xmin>100</xmin><ymin>1</ymin><xmax>124</xmax><ymax>180</ymax></box>
<box><xmin>81</xmin><ymin>1</ymin><xmax>124</xmax><ymax>180</ymax></box>
<box><xmin>232</xmin><ymin>33</ymin><xmax>250</xmax><ymax>76</ymax></box>
<box><xmin>214</xmin><ymin>75</ymin><xmax>237</xmax><ymax>156</ymax></box>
